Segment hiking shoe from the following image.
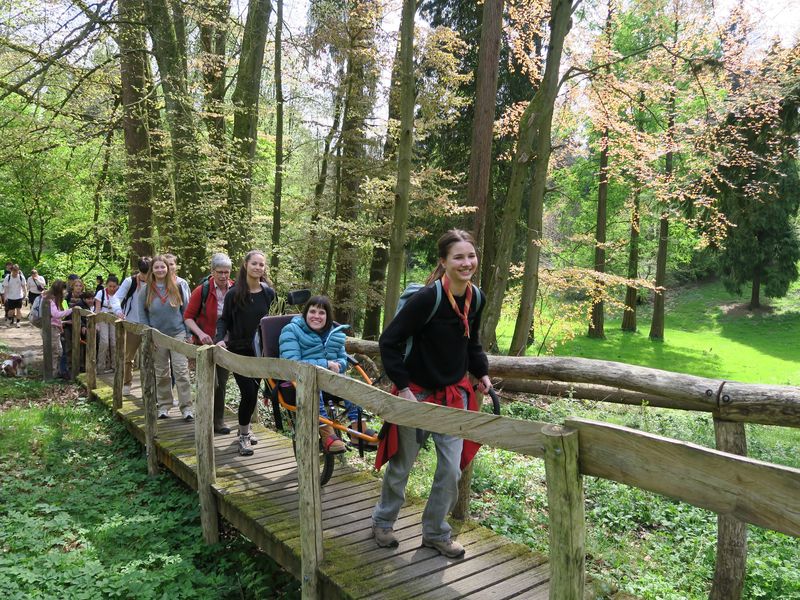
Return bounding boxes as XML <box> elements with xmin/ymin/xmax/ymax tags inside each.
<box><xmin>122</xmin><ymin>384</ymin><xmax>131</xmax><ymax>396</ymax></box>
<box><xmin>238</xmin><ymin>434</ymin><xmax>254</xmax><ymax>456</ymax></box>
<box><xmin>182</xmin><ymin>408</ymin><xmax>194</xmax><ymax>422</ymax></box>
<box><xmin>373</xmin><ymin>524</ymin><xmax>399</xmax><ymax>548</ymax></box>
<box><xmin>214</xmin><ymin>423</ymin><xmax>231</xmax><ymax>435</ymax></box>
<box><xmin>247</xmin><ymin>432</ymin><xmax>258</xmax><ymax>445</ymax></box>
<box><xmin>422</xmin><ymin>537</ymin><xmax>465</xmax><ymax>558</ymax></box>
<box><xmin>14</xmin><ymin>322</ymin><xmax>20</xmax><ymax>328</ymax></box>
<box><xmin>158</xmin><ymin>408</ymin><xmax>170</xmax><ymax>419</ymax></box>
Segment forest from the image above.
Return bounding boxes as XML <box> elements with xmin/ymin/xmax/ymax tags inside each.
<box><xmin>1</xmin><ymin>0</ymin><xmax>798</xmax><ymax>352</ymax></box>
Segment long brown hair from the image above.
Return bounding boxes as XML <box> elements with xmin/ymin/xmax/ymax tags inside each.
<box><xmin>233</xmin><ymin>250</ymin><xmax>273</xmax><ymax>308</ymax></box>
<box><xmin>47</xmin><ymin>279</ymin><xmax>67</xmax><ymax>306</ymax></box>
<box><xmin>144</xmin><ymin>254</ymin><xmax>183</xmax><ymax>308</ymax></box>
<box><xmin>424</xmin><ymin>229</ymin><xmax>478</xmax><ymax>285</ymax></box>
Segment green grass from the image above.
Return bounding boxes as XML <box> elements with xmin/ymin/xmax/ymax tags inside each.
<box><xmin>501</xmin><ymin>279</ymin><xmax>800</xmax><ymax>385</ymax></box>
<box><xmin>0</xmin><ymin>380</ymin><xmax>300</xmax><ymax>599</ymax></box>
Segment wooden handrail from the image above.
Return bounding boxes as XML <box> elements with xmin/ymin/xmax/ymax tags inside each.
<box><xmin>346</xmin><ymin>338</ymin><xmax>800</xmax><ymax>428</ymax></box>
<box><xmin>566</xmin><ymin>417</ymin><xmax>800</xmax><ymax>537</ymax></box>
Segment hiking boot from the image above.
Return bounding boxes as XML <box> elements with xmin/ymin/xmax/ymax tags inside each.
<box><xmin>182</xmin><ymin>408</ymin><xmax>194</xmax><ymax>422</ymax></box>
<box><xmin>372</xmin><ymin>524</ymin><xmax>399</xmax><ymax>548</ymax></box>
<box><xmin>422</xmin><ymin>537</ymin><xmax>465</xmax><ymax>558</ymax></box>
<box><xmin>158</xmin><ymin>408</ymin><xmax>170</xmax><ymax>419</ymax></box>
<box><xmin>320</xmin><ymin>425</ymin><xmax>346</xmax><ymax>453</ymax></box>
<box><xmin>214</xmin><ymin>423</ymin><xmax>231</xmax><ymax>435</ymax></box>
<box><xmin>238</xmin><ymin>434</ymin><xmax>254</xmax><ymax>456</ymax></box>
<box><xmin>247</xmin><ymin>432</ymin><xmax>258</xmax><ymax>445</ymax></box>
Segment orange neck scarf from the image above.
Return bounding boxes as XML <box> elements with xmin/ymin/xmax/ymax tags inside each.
<box><xmin>442</xmin><ymin>274</ymin><xmax>471</xmax><ymax>337</ymax></box>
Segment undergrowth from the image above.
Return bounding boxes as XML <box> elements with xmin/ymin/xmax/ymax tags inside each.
<box><xmin>0</xmin><ymin>380</ymin><xmax>300</xmax><ymax>599</ymax></box>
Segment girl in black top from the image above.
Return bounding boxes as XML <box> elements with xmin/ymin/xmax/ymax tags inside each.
<box><xmin>372</xmin><ymin>229</ymin><xmax>492</xmax><ymax>558</ymax></box>
<box><xmin>215</xmin><ymin>251</ymin><xmax>276</xmax><ymax>456</ymax></box>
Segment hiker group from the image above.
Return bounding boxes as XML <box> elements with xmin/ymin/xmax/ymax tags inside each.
<box><xmin>17</xmin><ymin>228</ymin><xmax>492</xmax><ymax>558</ymax></box>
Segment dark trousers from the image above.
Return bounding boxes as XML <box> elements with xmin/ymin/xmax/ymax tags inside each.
<box><xmin>214</xmin><ymin>365</ymin><xmax>230</xmax><ymax>426</ymax></box>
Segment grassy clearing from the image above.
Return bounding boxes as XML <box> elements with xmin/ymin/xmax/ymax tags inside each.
<box><xmin>0</xmin><ymin>378</ymin><xmax>300</xmax><ymax>599</ymax></box>
<box><xmin>496</xmin><ymin>278</ymin><xmax>800</xmax><ymax>385</ymax></box>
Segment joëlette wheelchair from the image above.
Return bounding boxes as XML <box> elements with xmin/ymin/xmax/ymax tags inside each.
<box><xmin>258</xmin><ymin>291</ymin><xmax>379</xmax><ymax>486</ymax></box>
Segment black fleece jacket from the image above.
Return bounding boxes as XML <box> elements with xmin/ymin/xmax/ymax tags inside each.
<box><xmin>215</xmin><ymin>284</ymin><xmax>276</xmax><ymax>353</ymax></box>
<box><xmin>379</xmin><ymin>283</ymin><xmax>489</xmax><ymax>390</ymax></box>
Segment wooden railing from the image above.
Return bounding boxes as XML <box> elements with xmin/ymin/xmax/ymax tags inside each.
<box><xmin>57</xmin><ymin>309</ymin><xmax>800</xmax><ymax>600</ymax></box>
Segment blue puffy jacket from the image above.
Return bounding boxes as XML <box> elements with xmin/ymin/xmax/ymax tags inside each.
<box><xmin>279</xmin><ymin>315</ymin><xmax>349</xmax><ymax>373</ymax></box>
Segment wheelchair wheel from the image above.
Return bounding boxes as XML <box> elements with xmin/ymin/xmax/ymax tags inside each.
<box><xmin>292</xmin><ymin>438</ymin><xmax>335</xmax><ymax>486</ymax></box>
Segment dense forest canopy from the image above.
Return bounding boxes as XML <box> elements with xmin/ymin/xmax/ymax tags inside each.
<box><xmin>0</xmin><ymin>0</ymin><xmax>798</xmax><ymax>349</ymax></box>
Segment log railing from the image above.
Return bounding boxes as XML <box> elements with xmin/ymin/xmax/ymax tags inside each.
<box><xmin>62</xmin><ymin>311</ymin><xmax>800</xmax><ymax>600</ymax></box>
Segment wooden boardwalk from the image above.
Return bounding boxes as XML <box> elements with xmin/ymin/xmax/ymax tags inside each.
<box><xmin>90</xmin><ymin>373</ymin><xmax>552</xmax><ymax>599</ymax></box>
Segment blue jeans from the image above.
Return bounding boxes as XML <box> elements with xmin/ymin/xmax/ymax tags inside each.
<box><xmin>319</xmin><ymin>391</ymin><xmax>360</xmax><ymax>423</ymax></box>
<box><xmin>372</xmin><ymin>389</ymin><xmax>466</xmax><ymax>541</ymax></box>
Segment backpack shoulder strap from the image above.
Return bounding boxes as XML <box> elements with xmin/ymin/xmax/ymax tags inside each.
<box><xmin>471</xmin><ymin>283</ymin><xmax>482</xmax><ymax>313</ymax></box>
<box><xmin>425</xmin><ymin>279</ymin><xmax>443</xmax><ymax>325</ymax></box>
<box><xmin>198</xmin><ymin>276</ymin><xmax>211</xmax><ymax>313</ymax></box>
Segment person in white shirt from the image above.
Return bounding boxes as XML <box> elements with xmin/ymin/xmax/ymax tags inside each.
<box><xmin>3</xmin><ymin>264</ymin><xmax>27</xmax><ymax>327</ymax></box>
<box><xmin>27</xmin><ymin>269</ymin><xmax>46</xmax><ymax>305</ymax></box>
<box><xmin>94</xmin><ymin>275</ymin><xmax>119</xmax><ymax>373</ymax></box>
<box><xmin>110</xmin><ymin>257</ymin><xmax>151</xmax><ymax>395</ymax></box>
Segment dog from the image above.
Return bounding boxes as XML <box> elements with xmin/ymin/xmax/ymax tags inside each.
<box><xmin>1</xmin><ymin>352</ymin><xmax>31</xmax><ymax>377</ymax></box>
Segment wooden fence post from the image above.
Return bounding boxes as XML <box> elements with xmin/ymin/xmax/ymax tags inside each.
<box><xmin>195</xmin><ymin>345</ymin><xmax>219</xmax><ymax>544</ymax></box>
<box><xmin>141</xmin><ymin>328</ymin><xmax>159</xmax><ymax>476</ymax></box>
<box><xmin>710</xmin><ymin>418</ymin><xmax>748</xmax><ymax>600</ymax></box>
<box><xmin>543</xmin><ymin>424</ymin><xmax>585</xmax><ymax>600</ymax></box>
<box><xmin>113</xmin><ymin>320</ymin><xmax>126</xmax><ymax>410</ymax></box>
<box><xmin>71</xmin><ymin>306</ymin><xmax>81</xmax><ymax>380</ymax></box>
<box><xmin>85</xmin><ymin>313</ymin><xmax>97</xmax><ymax>390</ymax></box>
<box><xmin>41</xmin><ymin>299</ymin><xmax>53</xmax><ymax>380</ymax></box>
<box><xmin>295</xmin><ymin>362</ymin><xmax>323</xmax><ymax>599</ymax></box>
<box><xmin>452</xmin><ymin>390</ymin><xmax>483</xmax><ymax>519</ymax></box>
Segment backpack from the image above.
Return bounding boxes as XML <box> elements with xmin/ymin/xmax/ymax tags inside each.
<box><xmin>119</xmin><ymin>276</ymin><xmax>137</xmax><ymax>312</ymax></box>
<box><xmin>395</xmin><ymin>279</ymin><xmax>483</xmax><ymax>360</ymax></box>
<box><xmin>197</xmin><ymin>275</ymin><xmax>212</xmax><ymax>315</ymax></box>
<box><xmin>29</xmin><ymin>295</ymin><xmax>43</xmax><ymax>328</ymax></box>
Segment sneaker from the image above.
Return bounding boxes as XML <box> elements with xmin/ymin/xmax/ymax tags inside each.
<box><xmin>372</xmin><ymin>524</ymin><xmax>399</xmax><ymax>548</ymax></box>
<box><xmin>15</xmin><ymin>322</ymin><xmax>20</xmax><ymax>328</ymax></box>
<box><xmin>422</xmin><ymin>537</ymin><xmax>465</xmax><ymax>558</ymax></box>
<box><xmin>158</xmin><ymin>408</ymin><xmax>170</xmax><ymax>419</ymax></box>
<box><xmin>238</xmin><ymin>434</ymin><xmax>254</xmax><ymax>456</ymax></box>
<box><xmin>182</xmin><ymin>408</ymin><xmax>194</xmax><ymax>422</ymax></box>
<box><xmin>122</xmin><ymin>384</ymin><xmax>131</xmax><ymax>396</ymax></box>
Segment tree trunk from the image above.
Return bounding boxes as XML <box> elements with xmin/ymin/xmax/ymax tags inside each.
<box><xmin>466</xmin><ymin>0</ymin><xmax>504</xmax><ymax>254</ymax></box>
<box><xmin>382</xmin><ymin>0</ymin><xmax>416</xmax><ymax>325</ymax></box>
<box><xmin>621</xmin><ymin>187</ymin><xmax>641</xmax><ymax>332</ymax></box>
<box><xmin>271</xmin><ymin>0</ymin><xmax>284</xmax><ymax>276</ymax></box>
<box><xmin>480</xmin><ymin>0</ymin><xmax>574</xmax><ymax>351</ymax></box>
<box><xmin>228</xmin><ymin>0</ymin><xmax>273</xmax><ymax>260</ymax></box>
<box><xmin>303</xmin><ymin>79</ymin><xmax>344</xmax><ymax>286</ymax></box>
<box><xmin>146</xmin><ymin>0</ymin><xmax>208</xmax><ymax>281</ymax></box>
<box><xmin>118</xmin><ymin>0</ymin><xmax>155</xmax><ymax>262</ymax></box>
<box><xmin>649</xmin><ymin>89</ymin><xmax>675</xmax><ymax>341</ymax></box>
<box><xmin>588</xmin><ymin>126</ymin><xmax>609</xmax><ymax>339</ymax></box>
<box><xmin>749</xmin><ymin>272</ymin><xmax>761</xmax><ymax>310</ymax></box>
<box><xmin>508</xmin><ymin>104</ymin><xmax>553</xmax><ymax>356</ymax></box>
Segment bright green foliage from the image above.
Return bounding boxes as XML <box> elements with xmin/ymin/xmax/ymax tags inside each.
<box><xmin>0</xmin><ymin>392</ymin><xmax>299</xmax><ymax>599</ymax></box>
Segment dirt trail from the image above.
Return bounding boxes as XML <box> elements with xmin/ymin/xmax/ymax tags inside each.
<box><xmin>0</xmin><ymin>307</ymin><xmax>44</xmax><ymax>369</ymax></box>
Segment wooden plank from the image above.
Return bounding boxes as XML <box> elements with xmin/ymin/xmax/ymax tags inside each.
<box><xmin>460</xmin><ymin>564</ymin><xmax>550</xmax><ymax>600</ymax></box>
<box><xmin>113</xmin><ymin>320</ymin><xmax>125</xmax><ymax>410</ymax></box>
<box><xmin>567</xmin><ymin>417</ymin><xmax>800</xmax><ymax>537</ymax></box>
<box><xmin>543</xmin><ymin>424</ymin><xmax>584</xmax><ymax>600</ymax></box>
<box><xmin>710</xmin><ymin>418</ymin><xmax>748</xmax><ymax>600</ymax></box>
<box><xmin>318</xmin><ymin>370</ymin><xmax>548</xmax><ymax>457</ymax></box>
<box><xmin>140</xmin><ymin>329</ymin><xmax>159</xmax><ymax>476</ymax></box>
<box><xmin>295</xmin><ymin>362</ymin><xmax>323</xmax><ymax>599</ymax></box>
<box><xmin>85</xmin><ymin>313</ymin><xmax>97</xmax><ymax>389</ymax></box>
<box><xmin>195</xmin><ymin>345</ymin><xmax>219</xmax><ymax>544</ymax></box>
<box><xmin>213</xmin><ymin>346</ymin><xmax>299</xmax><ymax>381</ymax></box>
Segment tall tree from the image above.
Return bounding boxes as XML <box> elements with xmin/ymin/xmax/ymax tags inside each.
<box><xmin>383</xmin><ymin>0</ymin><xmax>417</xmax><ymax>323</ymax></box>
<box><xmin>480</xmin><ymin>0</ymin><xmax>574</xmax><ymax>351</ymax></box>
<box><xmin>272</xmin><ymin>0</ymin><xmax>285</xmax><ymax>274</ymax></box>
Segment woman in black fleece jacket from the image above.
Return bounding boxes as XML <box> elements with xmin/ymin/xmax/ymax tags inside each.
<box><xmin>215</xmin><ymin>250</ymin><xmax>276</xmax><ymax>456</ymax></box>
<box><xmin>372</xmin><ymin>229</ymin><xmax>492</xmax><ymax>559</ymax></box>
